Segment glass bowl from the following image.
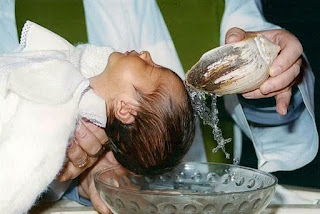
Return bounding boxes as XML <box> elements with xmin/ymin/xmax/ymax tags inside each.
<box><xmin>95</xmin><ymin>162</ymin><xmax>277</xmax><ymax>214</ymax></box>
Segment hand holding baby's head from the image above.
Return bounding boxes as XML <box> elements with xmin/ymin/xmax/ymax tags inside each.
<box><xmin>90</xmin><ymin>50</ymin><xmax>195</xmax><ymax>175</ymax></box>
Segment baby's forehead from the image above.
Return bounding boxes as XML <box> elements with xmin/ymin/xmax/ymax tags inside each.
<box><xmin>160</xmin><ymin>69</ymin><xmax>186</xmax><ymax>98</ymax></box>
<box><xmin>158</xmin><ymin>67</ymin><xmax>176</xmax><ymax>82</ymax></box>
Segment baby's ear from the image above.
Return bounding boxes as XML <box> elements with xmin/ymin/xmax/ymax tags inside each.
<box><xmin>115</xmin><ymin>99</ymin><xmax>139</xmax><ymax>124</ymax></box>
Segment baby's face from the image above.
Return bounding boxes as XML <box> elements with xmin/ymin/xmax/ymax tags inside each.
<box><xmin>106</xmin><ymin>51</ymin><xmax>181</xmax><ymax>95</ymax></box>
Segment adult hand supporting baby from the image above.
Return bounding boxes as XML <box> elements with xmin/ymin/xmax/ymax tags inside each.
<box><xmin>225</xmin><ymin>27</ymin><xmax>303</xmax><ymax>115</ymax></box>
<box><xmin>78</xmin><ymin>151</ymin><xmax>120</xmax><ymax>214</ymax></box>
<box><xmin>58</xmin><ymin>119</ymin><xmax>108</xmax><ymax>182</ymax></box>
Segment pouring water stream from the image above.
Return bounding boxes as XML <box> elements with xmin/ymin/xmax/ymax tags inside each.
<box><xmin>185</xmin><ymin>83</ymin><xmax>231</xmax><ymax>159</ymax></box>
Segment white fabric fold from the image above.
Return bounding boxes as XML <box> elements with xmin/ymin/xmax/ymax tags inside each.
<box><xmin>79</xmin><ymin>89</ymin><xmax>107</xmax><ymax>127</ymax></box>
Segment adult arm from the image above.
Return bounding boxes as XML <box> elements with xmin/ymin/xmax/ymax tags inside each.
<box><xmin>220</xmin><ymin>0</ymin><xmax>318</xmax><ymax>172</ymax></box>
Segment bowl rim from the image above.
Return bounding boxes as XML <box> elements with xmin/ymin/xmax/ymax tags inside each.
<box><xmin>94</xmin><ymin>162</ymin><xmax>278</xmax><ymax>196</ymax></box>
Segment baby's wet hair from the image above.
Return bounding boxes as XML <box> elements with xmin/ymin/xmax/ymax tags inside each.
<box><xmin>105</xmin><ymin>70</ymin><xmax>195</xmax><ymax>175</ymax></box>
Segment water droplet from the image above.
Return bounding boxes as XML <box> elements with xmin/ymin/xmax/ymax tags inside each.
<box><xmin>229</xmin><ymin>172</ymin><xmax>236</xmax><ymax>181</ymax></box>
<box><xmin>173</xmin><ymin>180</ymin><xmax>185</xmax><ymax>190</ymax></box>
<box><xmin>191</xmin><ymin>171</ymin><xmax>202</xmax><ymax>182</ymax></box>
<box><xmin>233</xmin><ymin>158</ymin><xmax>240</xmax><ymax>164</ymax></box>
<box><xmin>221</xmin><ymin>174</ymin><xmax>230</xmax><ymax>184</ymax></box>
<box><xmin>176</xmin><ymin>171</ymin><xmax>187</xmax><ymax>181</ymax></box>
<box><xmin>160</xmin><ymin>173</ymin><xmax>171</xmax><ymax>182</ymax></box>
<box><xmin>207</xmin><ymin>172</ymin><xmax>219</xmax><ymax>185</ymax></box>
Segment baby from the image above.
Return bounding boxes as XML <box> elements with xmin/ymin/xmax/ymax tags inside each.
<box><xmin>91</xmin><ymin>50</ymin><xmax>195</xmax><ymax>175</ymax></box>
<box><xmin>0</xmin><ymin>21</ymin><xmax>195</xmax><ymax>213</ymax></box>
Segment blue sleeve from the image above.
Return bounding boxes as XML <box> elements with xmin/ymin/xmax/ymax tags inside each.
<box><xmin>0</xmin><ymin>0</ymin><xmax>19</xmax><ymax>54</ymax></box>
<box><xmin>63</xmin><ymin>178</ymin><xmax>93</xmax><ymax>207</ymax></box>
<box><xmin>238</xmin><ymin>85</ymin><xmax>305</xmax><ymax>125</ymax></box>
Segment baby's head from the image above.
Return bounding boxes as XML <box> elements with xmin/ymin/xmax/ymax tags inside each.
<box><xmin>90</xmin><ymin>50</ymin><xmax>195</xmax><ymax>175</ymax></box>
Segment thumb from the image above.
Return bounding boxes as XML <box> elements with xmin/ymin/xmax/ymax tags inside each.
<box><xmin>225</xmin><ymin>27</ymin><xmax>246</xmax><ymax>44</ymax></box>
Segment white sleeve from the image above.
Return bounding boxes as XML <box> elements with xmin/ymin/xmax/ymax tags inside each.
<box><xmin>220</xmin><ymin>0</ymin><xmax>280</xmax><ymax>45</ymax></box>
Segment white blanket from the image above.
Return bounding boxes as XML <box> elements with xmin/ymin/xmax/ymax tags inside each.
<box><xmin>0</xmin><ymin>21</ymin><xmax>109</xmax><ymax>214</ymax></box>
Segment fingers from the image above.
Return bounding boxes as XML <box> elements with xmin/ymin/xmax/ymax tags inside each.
<box><xmin>268</xmin><ymin>30</ymin><xmax>303</xmax><ymax>77</ymax></box>
<box><xmin>67</xmin><ymin>139</ymin><xmax>90</xmax><ymax>168</ymax></box>
<box><xmin>243</xmin><ymin>57</ymin><xmax>301</xmax><ymax>98</ymax></box>
<box><xmin>58</xmin><ymin>120</ymin><xmax>108</xmax><ymax>181</ymax></box>
<box><xmin>225</xmin><ymin>28</ymin><xmax>303</xmax><ymax>78</ymax></box>
<box><xmin>57</xmin><ymin>161</ymin><xmax>87</xmax><ymax>181</ymax></box>
<box><xmin>242</xmin><ymin>87</ymin><xmax>292</xmax><ymax>115</ymax></box>
<box><xmin>227</xmin><ymin>28</ymin><xmax>303</xmax><ymax>116</ymax></box>
<box><xmin>90</xmin><ymin>190</ymin><xmax>111</xmax><ymax>214</ymax></box>
<box><xmin>275</xmin><ymin>89</ymin><xmax>292</xmax><ymax>115</ymax></box>
<box><xmin>81</xmin><ymin>120</ymin><xmax>109</xmax><ymax>146</ymax></box>
<box><xmin>260</xmin><ymin>58</ymin><xmax>302</xmax><ymax>94</ymax></box>
<box><xmin>225</xmin><ymin>27</ymin><xmax>246</xmax><ymax>44</ymax></box>
<box><xmin>57</xmin><ymin>148</ymin><xmax>97</xmax><ymax>181</ymax></box>
<box><xmin>75</xmin><ymin>120</ymin><xmax>104</xmax><ymax>157</ymax></box>
<box><xmin>79</xmin><ymin>182</ymin><xmax>111</xmax><ymax>214</ymax></box>
<box><xmin>76</xmin><ymin>155</ymin><xmax>114</xmax><ymax>214</ymax></box>
<box><xmin>58</xmin><ymin>138</ymin><xmax>98</xmax><ymax>181</ymax></box>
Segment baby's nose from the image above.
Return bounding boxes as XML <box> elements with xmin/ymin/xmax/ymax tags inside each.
<box><xmin>139</xmin><ymin>51</ymin><xmax>151</xmax><ymax>60</ymax></box>
<box><xmin>124</xmin><ymin>50</ymin><xmax>138</xmax><ymax>56</ymax></box>
<box><xmin>130</xmin><ymin>50</ymin><xmax>138</xmax><ymax>55</ymax></box>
